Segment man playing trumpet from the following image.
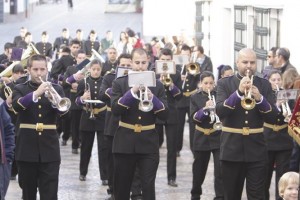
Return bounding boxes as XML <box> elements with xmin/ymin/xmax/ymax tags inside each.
<box><xmin>12</xmin><ymin>54</ymin><xmax>68</xmax><ymax>200</ymax></box>
<box><xmin>111</xmin><ymin>48</ymin><xmax>168</xmax><ymax>200</ymax></box>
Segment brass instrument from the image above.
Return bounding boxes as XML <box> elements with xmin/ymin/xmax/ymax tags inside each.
<box><xmin>80</xmin><ymin>49</ymin><xmax>105</xmax><ymax>74</ymax></box>
<box><xmin>283</xmin><ymin>89</ymin><xmax>292</xmax><ymax>123</ymax></box>
<box><xmin>185</xmin><ymin>62</ymin><xmax>200</xmax><ymax>75</ymax></box>
<box><xmin>139</xmin><ymin>86</ymin><xmax>153</xmax><ymax>112</ymax></box>
<box><xmin>39</xmin><ymin>77</ymin><xmax>71</xmax><ymax>112</ymax></box>
<box><xmin>241</xmin><ymin>70</ymin><xmax>255</xmax><ymax>110</ymax></box>
<box><xmin>84</xmin><ymin>77</ymin><xmax>96</xmax><ymax>120</ymax></box>
<box><xmin>208</xmin><ymin>89</ymin><xmax>223</xmax><ymax>130</ymax></box>
<box><xmin>162</xmin><ymin>74</ymin><xmax>173</xmax><ymax>86</ymax></box>
<box><xmin>2</xmin><ymin>81</ymin><xmax>12</xmax><ymax>99</ymax></box>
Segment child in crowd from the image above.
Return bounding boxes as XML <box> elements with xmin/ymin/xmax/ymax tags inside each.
<box><xmin>278</xmin><ymin>171</ymin><xmax>299</xmax><ymax>200</ymax></box>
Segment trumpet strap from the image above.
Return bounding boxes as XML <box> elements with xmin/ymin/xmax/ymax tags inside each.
<box><xmin>195</xmin><ymin>125</ymin><xmax>215</xmax><ymax>135</ymax></box>
<box><xmin>119</xmin><ymin>121</ymin><xmax>155</xmax><ymax>133</ymax></box>
<box><xmin>263</xmin><ymin>123</ymin><xmax>288</xmax><ymax>132</ymax></box>
<box><xmin>222</xmin><ymin>126</ymin><xmax>263</xmax><ymax>135</ymax></box>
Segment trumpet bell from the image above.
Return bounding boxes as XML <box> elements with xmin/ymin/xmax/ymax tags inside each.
<box><xmin>162</xmin><ymin>74</ymin><xmax>173</xmax><ymax>86</ymax></box>
<box><xmin>241</xmin><ymin>97</ymin><xmax>256</xmax><ymax>110</ymax></box>
<box><xmin>139</xmin><ymin>100</ymin><xmax>153</xmax><ymax>112</ymax></box>
<box><xmin>186</xmin><ymin>62</ymin><xmax>200</xmax><ymax>75</ymax></box>
<box><xmin>213</xmin><ymin>122</ymin><xmax>223</xmax><ymax>131</ymax></box>
<box><xmin>57</xmin><ymin>97</ymin><xmax>71</xmax><ymax>112</ymax></box>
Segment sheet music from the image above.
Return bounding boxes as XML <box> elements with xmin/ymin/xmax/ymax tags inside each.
<box><xmin>173</xmin><ymin>55</ymin><xmax>189</xmax><ymax>65</ymax></box>
<box><xmin>128</xmin><ymin>71</ymin><xmax>156</xmax><ymax>87</ymax></box>
<box><xmin>155</xmin><ymin>60</ymin><xmax>176</xmax><ymax>74</ymax></box>
<box><xmin>277</xmin><ymin>89</ymin><xmax>299</xmax><ymax>100</ymax></box>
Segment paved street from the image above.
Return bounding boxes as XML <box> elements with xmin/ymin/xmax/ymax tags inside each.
<box><xmin>2</xmin><ymin>0</ymin><xmax>275</xmax><ymax>199</ymax></box>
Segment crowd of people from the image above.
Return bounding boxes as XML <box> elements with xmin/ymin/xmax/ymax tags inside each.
<box><xmin>0</xmin><ymin>26</ymin><xmax>299</xmax><ymax>200</ymax></box>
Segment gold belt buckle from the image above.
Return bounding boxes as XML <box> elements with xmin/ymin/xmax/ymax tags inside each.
<box><xmin>134</xmin><ymin>124</ymin><xmax>142</xmax><ymax>133</ymax></box>
<box><xmin>243</xmin><ymin>127</ymin><xmax>250</xmax><ymax>135</ymax></box>
<box><xmin>204</xmin><ymin>130</ymin><xmax>210</xmax><ymax>135</ymax></box>
<box><xmin>36</xmin><ymin>123</ymin><xmax>44</xmax><ymax>132</ymax></box>
<box><xmin>273</xmin><ymin>125</ymin><xmax>279</xmax><ymax>132</ymax></box>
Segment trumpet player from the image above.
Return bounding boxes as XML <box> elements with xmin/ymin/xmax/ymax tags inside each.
<box><xmin>0</xmin><ymin>64</ymin><xmax>25</xmax><ymax>180</ymax></box>
<box><xmin>75</xmin><ymin>59</ymin><xmax>108</xmax><ymax>185</ymax></box>
<box><xmin>12</xmin><ymin>54</ymin><xmax>68</xmax><ymax>200</ymax></box>
<box><xmin>216</xmin><ymin>48</ymin><xmax>275</xmax><ymax>200</ymax></box>
<box><xmin>111</xmin><ymin>48</ymin><xmax>168</xmax><ymax>200</ymax></box>
<box><xmin>177</xmin><ymin>44</ymin><xmax>200</xmax><ymax>155</ymax></box>
<box><xmin>264</xmin><ymin>70</ymin><xmax>294</xmax><ymax>200</ymax></box>
<box><xmin>190</xmin><ymin>71</ymin><xmax>223</xmax><ymax>200</ymax></box>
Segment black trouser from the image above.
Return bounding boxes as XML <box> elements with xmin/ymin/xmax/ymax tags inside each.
<box><xmin>265</xmin><ymin>149</ymin><xmax>292</xmax><ymax>200</ymax></box>
<box><xmin>70</xmin><ymin>110</ymin><xmax>82</xmax><ymax>149</ymax></box>
<box><xmin>11</xmin><ymin>136</ymin><xmax>18</xmax><ymax>177</ymax></box>
<box><xmin>17</xmin><ymin>161</ymin><xmax>60</xmax><ymax>200</ymax></box>
<box><xmin>80</xmin><ymin>130</ymin><xmax>108</xmax><ymax>180</ymax></box>
<box><xmin>177</xmin><ymin>107</ymin><xmax>195</xmax><ymax>152</ymax></box>
<box><xmin>191</xmin><ymin>150</ymin><xmax>223</xmax><ymax>200</ymax></box>
<box><xmin>289</xmin><ymin>141</ymin><xmax>300</xmax><ymax>172</ymax></box>
<box><xmin>156</xmin><ymin>123</ymin><xmax>177</xmax><ymax>181</ymax></box>
<box><xmin>61</xmin><ymin>112</ymin><xmax>71</xmax><ymax>142</ymax></box>
<box><xmin>113</xmin><ymin>153</ymin><xmax>159</xmax><ymax>200</ymax></box>
<box><xmin>221</xmin><ymin>160</ymin><xmax>266</xmax><ymax>200</ymax></box>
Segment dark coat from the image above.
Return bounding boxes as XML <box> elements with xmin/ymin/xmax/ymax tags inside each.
<box><xmin>12</xmin><ymin>81</ymin><xmax>67</xmax><ymax>162</ymax></box>
<box><xmin>111</xmin><ymin>76</ymin><xmax>168</xmax><ymax>154</ymax></box>
<box><xmin>35</xmin><ymin>42</ymin><xmax>53</xmax><ymax>58</ymax></box>
<box><xmin>216</xmin><ymin>74</ymin><xmax>275</xmax><ymax>162</ymax></box>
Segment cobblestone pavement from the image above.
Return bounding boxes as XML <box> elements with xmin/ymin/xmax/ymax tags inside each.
<box><xmin>2</xmin><ymin>0</ymin><xmax>275</xmax><ymax>199</ymax></box>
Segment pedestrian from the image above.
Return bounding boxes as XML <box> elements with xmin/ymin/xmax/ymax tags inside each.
<box><xmin>278</xmin><ymin>172</ymin><xmax>299</xmax><ymax>200</ymax></box>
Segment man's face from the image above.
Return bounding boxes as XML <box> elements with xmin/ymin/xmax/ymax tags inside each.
<box><xmin>119</xmin><ymin>58</ymin><xmax>132</xmax><ymax>68</ymax></box>
<box><xmin>181</xmin><ymin>50</ymin><xmax>191</xmax><ymax>59</ymax></box>
<box><xmin>70</xmin><ymin>44</ymin><xmax>80</xmax><ymax>56</ymax></box>
<box><xmin>236</xmin><ymin>51</ymin><xmax>257</xmax><ymax>77</ymax></box>
<box><xmin>62</xmin><ymin>30</ymin><xmax>69</xmax><ymax>38</ymax></box>
<box><xmin>20</xmin><ymin>28</ymin><xmax>27</xmax><ymax>38</ymax></box>
<box><xmin>12</xmin><ymin>71</ymin><xmax>24</xmax><ymax>81</ymax></box>
<box><xmin>159</xmin><ymin>55</ymin><xmax>172</xmax><ymax>61</ymax></box>
<box><xmin>76</xmin><ymin>31</ymin><xmax>83</xmax><ymax>40</ymax></box>
<box><xmin>132</xmin><ymin>52</ymin><xmax>148</xmax><ymax>71</ymax></box>
<box><xmin>76</xmin><ymin>53</ymin><xmax>86</xmax><ymax>64</ymax></box>
<box><xmin>41</xmin><ymin>34</ymin><xmax>49</xmax><ymax>43</ymax></box>
<box><xmin>89</xmin><ymin>64</ymin><xmax>101</xmax><ymax>78</ymax></box>
<box><xmin>267</xmin><ymin>50</ymin><xmax>276</xmax><ymax>66</ymax></box>
<box><xmin>90</xmin><ymin>33</ymin><xmax>97</xmax><ymax>42</ymax></box>
<box><xmin>28</xmin><ymin>60</ymin><xmax>48</xmax><ymax>83</ymax></box>
<box><xmin>107</xmin><ymin>49</ymin><xmax>117</xmax><ymax>62</ymax></box>
<box><xmin>25</xmin><ymin>35</ymin><xmax>32</xmax><ymax>44</ymax></box>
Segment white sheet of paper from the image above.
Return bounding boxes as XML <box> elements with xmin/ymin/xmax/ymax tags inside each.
<box><xmin>173</xmin><ymin>55</ymin><xmax>190</xmax><ymax>65</ymax></box>
<box><xmin>155</xmin><ymin>60</ymin><xmax>176</xmax><ymax>74</ymax></box>
<box><xmin>277</xmin><ymin>89</ymin><xmax>299</xmax><ymax>100</ymax></box>
<box><xmin>128</xmin><ymin>71</ymin><xmax>156</xmax><ymax>87</ymax></box>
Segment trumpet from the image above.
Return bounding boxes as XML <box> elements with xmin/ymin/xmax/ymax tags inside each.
<box><xmin>138</xmin><ymin>86</ymin><xmax>153</xmax><ymax>112</ymax></box>
<box><xmin>39</xmin><ymin>77</ymin><xmax>71</xmax><ymax>112</ymax></box>
<box><xmin>84</xmin><ymin>78</ymin><xmax>96</xmax><ymax>120</ymax></box>
<box><xmin>241</xmin><ymin>70</ymin><xmax>256</xmax><ymax>110</ymax></box>
<box><xmin>161</xmin><ymin>74</ymin><xmax>173</xmax><ymax>86</ymax></box>
<box><xmin>2</xmin><ymin>81</ymin><xmax>12</xmax><ymax>99</ymax></box>
<box><xmin>208</xmin><ymin>89</ymin><xmax>222</xmax><ymax>130</ymax></box>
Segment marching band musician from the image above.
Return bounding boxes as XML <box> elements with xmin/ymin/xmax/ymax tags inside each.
<box><xmin>177</xmin><ymin>44</ymin><xmax>200</xmax><ymax>154</ymax></box>
<box><xmin>12</xmin><ymin>54</ymin><xmax>68</xmax><ymax>200</ymax></box>
<box><xmin>264</xmin><ymin>70</ymin><xmax>293</xmax><ymax>200</ymax></box>
<box><xmin>83</xmin><ymin>30</ymin><xmax>100</xmax><ymax>57</ymax></box>
<box><xmin>111</xmin><ymin>48</ymin><xmax>168</xmax><ymax>200</ymax></box>
<box><xmin>190</xmin><ymin>71</ymin><xmax>223</xmax><ymax>200</ymax></box>
<box><xmin>62</xmin><ymin>49</ymin><xmax>86</xmax><ymax>154</ymax></box>
<box><xmin>99</xmin><ymin>53</ymin><xmax>144</xmax><ymax>200</ymax></box>
<box><xmin>35</xmin><ymin>31</ymin><xmax>53</xmax><ymax>60</ymax></box>
<box><xmin>153</xmin><ymin>48</ymin><xmax>182</xmax><ymax>187</ymax></box>
<box><xmin>75</xmin><ymin>59</ymin><xmax>108</xmax><ymax>185</ymax></box>
<box><xmin>101</xmin><ymin>47</ymin><xmax>118</xmax><ymax>76</ymax></box>
<box><xmin>216</xmin><ymin>48</ymin><xmax>275</xmax><ymax>200</ymax></box>
<box><xmin>0</xmin><ymin>64</ymin><xmax>25</xmax><ymax>180</ymax></box>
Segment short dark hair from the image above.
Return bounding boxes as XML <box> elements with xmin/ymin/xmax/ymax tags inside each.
<box><xmin>118</xmin><ymin>53</ymin><xmax>131</xmax><ymax>63</ymax></box>
<box><xmin>70</xmin><ymin>39</ymin><xmax>81</xmax><ymax>46</ymax></box>
<box><xmin>12</xmin><ymin>64</ymin><xmax>25</xmax><ymax>73</ymax></box>
<box><xmin>200</xmin><ymin>71</ymin><xmax>214</xmax><ymax>82</ymax></box>
<box><xmin>42</xmin><ymin>31</ymin><xmax>48</xmax><ymax>36</ymax></box>
<box><xmin>267</xmin><ymin>69</ymin><xmax>281</xmax><ymax>80</ymax></box>
<box><xmin>159</xmin><ymin>48</ymin><xmax>173</xmax><ymax>59</ymax></box>
<box><xmin>277</xmin><ymin>48</ymin><xmax>290</xmax><ymax>61</ymax></box>
<box><xmin>90</xmin><ymin>59</ymin><xmax>102</xmax><ymax>68</ymax></box>
<box><xmin>195</xmin><ymin>45</ymin><xmax>204</xmax><ymax>54</ymax></box>
<box><xmin>181</xmin><ymin>44</ymin><xmax>191</xmax><ymax>53</ymax></box>
<box><xmin>131</xmin><ymin>48</ymin><xmax>147</xmax><ymax>59</ymax></box>
<box><xmin>27</xmin><ymin>54</ymin><xmax>47</xmax><ymax>68</ymax></box>
<box><xmin>217</xmin><ymin>64</ymin><xmax>232</xmax><ymax>80</ymax></box>
<box><xmin>4</xmin><ymin>42</ymin><xmax>13</xmax><ymax>51</ymax></box>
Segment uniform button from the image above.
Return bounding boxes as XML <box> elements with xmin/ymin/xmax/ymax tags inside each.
<box><xmin>95</xmin><ymin>82</ymin><xmax>97</xmax><ymax>84</ymax></box>
<box><xmin>94</xmin><ymin>97</ymin><xmax>97</xmax><ymax>99</ymax></box>
<box><xmin>186</xmin><ymin>84</ymin><xmax>189</xmax><ymax>86</ymax></box>
<box><xmin>245</xmin><ymin>111</ymin><xmax>248</xmax><ymax>114</ymax></box>
<box><xmin>245</xmin><ymin>121</ymin><xmax>248</xmax><ymax>124</ymax></box>
<box><xmin>277</xmin><ymin>119</ymin><xmax>280</xmax><ymax>122</ymax></box>
<box><xmin>94</xmin><ymin>91</ymin><xmax>97</xmax><ymax>94</ymax></box>
<box><xmin>38</xmin><ymin>97</ymin><xmax>42</xmax><ymax>100</ymax></box>
<box><xmin>39</xmin><ymin>132</ymin><xmax>42</xmax><ymax>135</ymax></box>
<box><xmin>138</xmin><ymin>116</ymin><xmax>141</xmax><ymax>120</ymax></box>
<box><xmin>187</xmin><ymin>89</ymin><xmax>190</xmax><ymax>92</ymax></box>
<box><xmin>38</xmin><ymin>105</ymin><xmax>42</xmax><ymax>109</ymax></box>
<box><xmin>186</xmin><ymin>79</ymin><xmax>189</xmax><ymax>82</ymax></box>
<box><xmin>39</xmin><ymin>114</ymin><xmax>42</xmax><ymax>117</ymax></box>
<box><xmin>95</xmin><ymin>86</ymin><xmax>97</xmax><ymax>89</ymax></box>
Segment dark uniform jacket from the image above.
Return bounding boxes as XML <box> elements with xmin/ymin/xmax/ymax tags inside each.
<box><xmin>190</xmin><ymin>90</ymin><xmax>221</xmax><ymax>151</ymax></box>
<box><xmin>111</xmin><ymin>76</ymin><xmax>168</xmax><ymax>154</ymax></box>
<box><xmin>50</xmin><ymin>55</ymin><xmax>76</xmax><ymax>81</ymax></box>
<box><xmin>35</xmin><ymin>42</ymin><xmax>53</xmax><ymax>58</ymax></box>
<box><xmin>216</xmin><ymin>74</ymin><xmax>275</xmax><ymax>162</ymax></box>
<box><xmin>177</xmin><ymin>70</ymin><xmax>200</xmax><ymax>108</ymax></box>
<box><xmin>12</xmin><ymin>81</ymin><xmax>67</xmax><ymax>162</ymax></box>
<box><xmin>53</xmin><ymin>37</ymin><xmax>70</xmax><ymax>55</ymax></box>
<box><xmin>76</xmin><ymin>76</ymin><xmax>106</xmax><ymax>132</ymax></box>
<box><xmin>263</xmin><ymin>90</ymin><xmax>293</xmax><ymax>151</ymax></box>
<box><xmin>99</xmin><ymin>72</ymin><xmax>119</xmax><ymax>137</ymax></box>
<box><xmin>101</xmin><ymin>60</ymin><xmax>118</xmax><ymax>76</ymax></box>
<box><xmin>63</xmin><ymin>65</ymin><xmax>81</xmax><ymax>110</ymax></box>
<box><xmin>83</xmin><ymin>40</ymin><xmax>100</xmax><ymax>57</ymax></box>
<box><xmin>197</xmin><ymin>55</ymin><xmax>213</xmax><ymax>73</ymax></box>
